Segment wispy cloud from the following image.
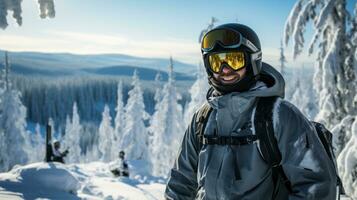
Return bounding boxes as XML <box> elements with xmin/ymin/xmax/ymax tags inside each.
<box><xmin>0</xmin><ymin>30</ymin><xmax>201</xmax><ymax>64</ymax></box>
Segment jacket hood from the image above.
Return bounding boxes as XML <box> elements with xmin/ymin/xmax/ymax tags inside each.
<box><xmin>253</xmin><ymin>62</ymin><xmax>285</xmax><ymax>98</ymax></box>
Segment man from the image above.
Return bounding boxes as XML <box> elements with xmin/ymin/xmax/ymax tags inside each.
<box><xmin>165</xmin><ymin>23</ymin><xmax>337</xmax><ymax>199</ymax></box>
<box><xmin>51</xmin><ymin>140</ymin><xmax>69</xmax><ymax>164</ymax></box>
<box><xmin>111</xmin><ymin>151</ymin><xmax>129</xmax><ymax>177</ymax></box>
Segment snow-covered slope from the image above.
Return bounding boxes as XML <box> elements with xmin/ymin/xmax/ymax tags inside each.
<box><xmin>0</xmin><ymin>161</ymin><xmax>166</xmax><ymax>200</ymax></box>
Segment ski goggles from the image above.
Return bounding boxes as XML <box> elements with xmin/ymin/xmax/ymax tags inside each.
<box><xmin>201</xmin><ymin>28</ymin><xmax>260</xmax><ymax>53</ymax></box>
<box><xmin>208</xmin><ymin>51</ymin><xmax>246</xmax><ymax>73</ymax></box>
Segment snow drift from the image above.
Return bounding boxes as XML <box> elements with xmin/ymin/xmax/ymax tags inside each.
<box><xmin>0</xmin><ymin>161</ymin><xmax>165</xmax><ymax>199</ymax></box>
<box><xmin>0</xmin><ymin>162</ymin><xmax>80</xmax><ymax>199</ymax></box>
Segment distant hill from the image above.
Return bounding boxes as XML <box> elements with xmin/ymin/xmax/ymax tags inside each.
<box><xmin>0</xmin><ymin>50</ymin><xmax>197</xmax><ymax>78</ymax></box>
<box><xmin>81</xmin><ymin>65</ymin><xmax>195</xmax><ymax>81</ymax></box>
<box><xmin>9</xmin><ymin>63</ymin><xmax>73</xmax><ymax>76</ymax></box>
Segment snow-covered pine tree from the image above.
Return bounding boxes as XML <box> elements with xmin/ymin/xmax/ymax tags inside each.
<box><xmin>184</xmin><ymin>62</ymin><xmax>209</xmax><ymax>126</ymax></box>
<box><xmin>285</xmin><ymin>2</ymin><xmax>357</xmax><ymax>198</ymax></box>
<box><xmin>81</xmin><ymin>122</ymin><xmax>100</xmax><ymax>162</ymax></box>
<box><xmin>0</xmin><ymin>89</ymin><xmax>30</xmax><ymax>171</ymax></box>
<box><xmin>149</xmin><ymin>57</ymin><xmax>184</xmax><ymax>177</ymax></box>
<box><xmin>334</xmin><ymin>4</ymin><xmax>357</xmax><ymax>166</ymax></box>
<box><xmin>29</xmin><ymin>123</ymin><xmax>45</xmax><ymax>162</ymax></box>
<box><xmin>279</xmin><ymin>40</ymin><xmax>287</xmax><ymax>77</ymax></box>
<box><xmin>284</xmin><ymin>0</ymin><xmax>357</xmax><ymax>127</ymax></box>
<box><xmin>64</xmin><ymin>115</ymin><xmax>71</xmax><ymax>140</ymax></box>
<box><xmin>332</xmin><ymin>116</ymin><xmax>356</xmax><ymax>157</ymax></box>
<box><xmin>63</xmin><ymin>102</ymin><xmax>83</xmax><ymax>163</ymax></box>
<box><xmin>114</xmin><ymin>81</ymin><xmax>124</xmax><ymax>143</ymax></box>
<box><xmin>148</xmin><ymin>72</ymin><xmax>163</xmax><ymax>145</ymax></box>
<box><xmin>337</xmin><ymin>119</ymin><xmax>357</xmax><ymax>197</ymax></box>
<box><xmin>98</xmin><ymin>104</ymin><xmax>115</xmax><ymax>162</ymax></box>
<box><xmin>153</xmin><ymin>72</ymin><xmax>163</xmax><ymax>108</ymax></box>
<box><xmin>0</xmin><ymin>51</ymin><xmax>30</xmax><ymax>172</ymax></box>
<box><xmin>0</xmin><ymin>58</ymin><xmax>5</xmax><ymax>170</ymax></box>
<box><xmin>119</xmin><ymin>70</ymin><xmax>149</xmax><ymax>161</ymax></box>
<box><xmin>198</xmin><ymin>17</ymin><xmax>219</xmax><ymax>43</ymax></box>
<box><xmin>290</xmin><ymin>67</ymin><xmax>317</xmax><ymax>120</ymax></box>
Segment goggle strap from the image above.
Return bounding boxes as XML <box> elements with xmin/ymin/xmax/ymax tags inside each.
<box><xmin>251</xmin><ymin>51</ymin><xmax>262</xmax><ymax>75</ymax></box>
<box><xmin>241</xmin><ymin>37</ymin><xmax>259</xmax><ymax>52</ymax></box>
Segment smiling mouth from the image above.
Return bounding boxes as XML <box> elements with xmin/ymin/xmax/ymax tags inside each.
<box><xmin>220</xmin><ymin>74</ymin><xmax>240</xmax><ymax>84</ymax></box>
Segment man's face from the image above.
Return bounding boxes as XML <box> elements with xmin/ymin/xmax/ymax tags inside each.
<box><xmin>212</xmin><ymin>63</ymin><xmax>247</xmax><ymax>85</ymax></box>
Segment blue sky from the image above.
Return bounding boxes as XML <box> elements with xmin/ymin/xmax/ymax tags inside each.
<box><xmin>1</xmin><ymin>0</ymin><xmax>355</xmax><ymax>67</ymax></box>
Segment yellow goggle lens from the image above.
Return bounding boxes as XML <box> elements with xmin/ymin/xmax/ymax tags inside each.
<box><xmin>208</xmin><ymin>52</ymin><xmax>245</xmax><ymax>73</ymax></box>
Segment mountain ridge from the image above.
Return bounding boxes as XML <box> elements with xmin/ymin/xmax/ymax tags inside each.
<box><xmin>0</xmin><ymin>50</ymin><xmax>197</xmax><ymax>78</ymax></box>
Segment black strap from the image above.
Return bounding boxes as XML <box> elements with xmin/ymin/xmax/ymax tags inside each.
<box><xmin>195</xmin><ymin>103</ymin><xmax>213</xmax><ymax>146</ymax></box>
<box><xmin>312</xmin><ymin>122</ymin><xmax>346</xmax><ymax>195</ymax></box>
<box><xmin>195</xmin><ymin>102</ymin><xmax>255</xmax><ymax>147</ymax></box>
<box><xmin>255</xmin><ymin>97</ymin><xmax>281</xmax><ymax>165</ymax></box>
<box><xmin>203</xmin><ymin>135</ymin><xmax>258</xmax><ymax>145</ymax></box>
<box><xmin>255</xmin><ymin>97</ymin><xmax>293</xmax><ymax>193</ymax></box>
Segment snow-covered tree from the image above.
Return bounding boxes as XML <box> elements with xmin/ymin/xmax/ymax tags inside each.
<box><xmin>98</xmin><ymin>105</ymin><xmax>115</xmax><ymax>162</ymax></box>
<box><xmin>148</xmin><ymin>72</ymin><xmax>163</xmax><ymax>143</ymax></box>
<box><xmin>290</xmin><ymin>68</ymin><xmax>317</xmax><ymax>120</ymax></box>
<box><xmin>0</xmin><ymin>0</ymin><xmax>55</xmax><ymax>29</ymax></box>
<box><xmin>0</xmin><ymin>89</ymin><xmax>30</xmax><ymax>171</ymax></box>
<box><xmin>285</xmin><ymin>2</ymin><xmax>357</xmax><ymax>198</ymax></box>
<box><xmin>198</xmin><ymin>17</ymin><xmax>219</xmax><ymax>43</ymax></box>
<box><xmin>119</xmin><ymin>70</ymin><xmax>149</xmax><ymax>161</ymax></box>
<box><xmin>332</xmin><ymin>116</ymin><xmax>356</xmax><ymax>157</ymax></box>
<box><xmin>184</xmin><ymin>62</ymin><xmax>209</xmax><ymax>126</ymax></box>
<box><xmin>279</xmin><ymin>40</ymin><xmax>287</xmax><ymax>76</ymax></box>
<box><xmin>153</xmin><ymin>72</ymin><xmax>163</xmax><ymax>108</ymax></box>
<box><xmin>81</xmin><ymin>122</ymin><xmax>100</xmax><ymax>162</ymax></box>
<box><xmin>62</xmin><ymin>102</ymin><xmax>83</xmax><ymax>163</ymax></box>
<box><xmin>149</xmin><ymin>57</ymin><xmax>185</xmax><ymax>177</ymax></box>
<box><xmin>38</xmin><ymin>0</ymin><xmax>56</xmax><ymax>19</ymax></box>
<box><xmin>0</xmin><ymin>52</ymin><xmax>30</xmax><ymax>171</ymax></box>
<box><xmin>284</xmin><ymin>0</ymin><xmax>357</xmax><ymax>127</ymax></box>
<box><xmin>84</xmin><ymin>142</ymin><xmax>100</xmax><ymax>162</ymax></box>
<box><xmin>114</xmin><ymin>81</ymin><xmax>124</xmax><ymax>142</ymax></box>
<box><xmin>337</xmin><ymin>118</ymin><xmax>357</xmax><ymax>197</ymax></box>
<box><xmin>29</xmin><ymin>123</ymin><xmax>45</xmax><ymax>162</ymax></box>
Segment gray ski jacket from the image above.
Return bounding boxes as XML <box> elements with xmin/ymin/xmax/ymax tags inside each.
<box><xmin>165</xmin><ymin>63</ymin><xmax>337</xmax><ymax>200</ymax></box>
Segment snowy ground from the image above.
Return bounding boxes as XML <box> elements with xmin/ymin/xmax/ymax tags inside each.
<box><xmin>0</xmin><ymin>161</ymin><xmax>166</xmax><ymax>200</ymax></box>
<box><xmin>0</xmin><ymin>162</ymin><xmax>353</xmax><ymax>200</ymax></box>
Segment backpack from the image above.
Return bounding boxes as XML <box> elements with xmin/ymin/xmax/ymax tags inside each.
<box><xmin>194</xmin><ymin>96</ymin><xmax>344</xmax><ymax>199</ymax></box>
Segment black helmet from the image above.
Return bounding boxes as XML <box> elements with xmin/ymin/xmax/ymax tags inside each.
<box><xmin>201</xmin><ymin>23</ymin><xmax>262</xmax><ymax>94</ymax></box>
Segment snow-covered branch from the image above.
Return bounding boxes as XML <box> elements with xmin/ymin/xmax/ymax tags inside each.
<box><xmin>0</xmin><ymin>0</ymin><xmax>55</xmax><ymax>29</ymax></box>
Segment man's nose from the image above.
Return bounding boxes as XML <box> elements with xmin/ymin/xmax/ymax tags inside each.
<box><xmin>221</xmin><ymin>64</ymin><xmax>233</xmax><ymax>74</ymax></box>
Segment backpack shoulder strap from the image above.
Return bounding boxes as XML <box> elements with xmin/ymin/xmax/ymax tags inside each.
<box><xmin>254</xmin><ymin>96</ymin><xmax>281</xmax><ymax>165</ymax></box>
<box><xmin>194</xmin><ymin>102</ymin><xmax>213</xmax><ymax>147</ymax></box>
<box><xmin>255</xmin><ymin>96</ymin><xmax>293</xmax><ymax>193</ymax></box>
